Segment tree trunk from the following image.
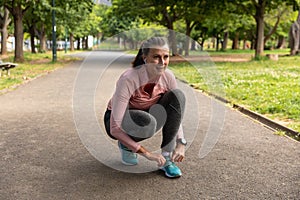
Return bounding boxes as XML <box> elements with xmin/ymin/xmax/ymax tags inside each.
<box><xmin>1</xmin><ymin>27</ymin><xmax>9</xmax><ymax>55</ymax></box>
<box><xmin>191</xmin><ymin>40</ymin><xmax>196</xmax><ymax>50</ymax></box>
<box><xmin>40</xmin><ymin>33</ymin><xmax>47</xmax><ymax>52</ymax></box>
<box><xmin>200</xmin><ymin>39</ymin><xmax>205</xmax><ymax>51</ymax></box>
<box><xmin>0</xmin><ymin>8</ymin><xmax>11</xmax><ymax>55</ymax></box>
<box><xmin>38</xmin><ymin>25</ymin><xmax>47</xmax><ymax>52</ymax></box>
<box><xmin>289</xmin><ymin>8</ymin><xmax>300</xmax><ymax>55</ymax></box>
<box><xmin>184</xmin><ymin>31</ymin><xmax>190</xmax><ymax>56</ymax></box>
<box><xmin>211</xmin><ymin>37</ymin><xmax>215</xmax><ymax>49</ymax></box>
<box><xmin>242</xmin><ymin>39</ymin><xmax>246</xmax><ymax>50</ymax></box>
<box><xmin>76</xmin><ymin>38</ymin><xmax>80</xmax><ymax>50</ymax></box>
<box><xmin>123</xmin><ymin>34</ymin><xmax>127</xmax><ymax>50</ymax></box>
<box><xmin>82</xmin><ymin>37</ymin><xmax>86</xmax><ymax>49</ymax></box>
<box><xmin>162</xmin><ymin>6</ymin><xmax>177</xmax><ymax>56</ymax></box>
<box><xmin>29</xmin><ymin>25</ymin><xmax>36</xmax><ymax>53</ymax></box>
<box><xmin>70</xmin><ymin>33</ymin><xmax>74</xmax><ymax>51</ymax></box>
<box><xmin>251</xmin><ymin>39</ymin><xmax>255</xmax><ymax>50</ymax></box>
<box><xmin>14</xmin><ymin>9</ymin><xmax>24</xmax><ymax>62</ymax></box>
<box><xmin>85</xmin><ymin>36</ymin><xmax>89</xmax><ymax>49</ymax></box>
<box><xmin>168</xmin><ymin>29</ymin><xmax>177</xmax><ymax>56</ymax></box>
<box><xmin>222</xmin><ymin>31</ymin><xmax>229</xmax><ymax>51</ymax></box>
<box><xmin>254</xmin><ymin>1</ymin><xmax>265</xmax><ymax>58</ymax></box>
<box><xmin>232</xmin><ymin>32</ymin><xmax>240</xmax><ymax>49</ymax></box>
<box><xmin>276</xmin><ymin>36</ymin><xmax>285</xmax><ymax>49</ymax></box>
<box><xmin>184</xmin><ymin>20</ymin><xmax>195</xmax><ymax>56</ymax></box>
<box><xmin>216</xmin><ymin>35</ymin><xmax>220</xmax><ymax>51</ymax></box>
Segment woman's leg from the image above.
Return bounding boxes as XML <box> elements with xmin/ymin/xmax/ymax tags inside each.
<box><xmin>121</xmin><ymin>109</ymin><xmax>157</xmax><ymax>141</ymax></box>
<box><xmin>104</xmin><ymin>89</ymin><xmax>185</xmax><ymax>150</ymax></box>
<box><xmin>156</xmin><ymin>89</ymin><xmax>186</xmax><ymax>152</ymax></box>
<box><xmin>103</xmin><ymin>109</ymin><xmax>157</xmax><ymax>142</ymax></box>
<box><xmin>104</xmin><ymin>109</ymin><xmax>116</xmax><ymax>139</ymax></box>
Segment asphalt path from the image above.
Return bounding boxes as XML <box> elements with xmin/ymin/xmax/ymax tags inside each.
<box><xmin>0</xmin><ymin>51</ymin><xmax>299</xmax><ymax>200</ymax></box>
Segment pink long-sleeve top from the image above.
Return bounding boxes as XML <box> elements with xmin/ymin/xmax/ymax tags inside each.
<box><xmin>107</xmin><ymin>65</ymin><xmax>184</xmax><ymax>152</ymax></box>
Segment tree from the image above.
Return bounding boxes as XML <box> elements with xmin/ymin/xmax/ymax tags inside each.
<box><xmin>87</xmin><ymin>4</ymin><xmax>103</xmax><ymax>45</ymax></box>
<box><xmin>190</xmin><ymin>23</ymin><xmax>209</xmax><ymax>50</ymax></box>
<box><xmin>289</xmin><ymin>1</ymin><xmax>300</xmax><ymax>55</ymax></box>
<box><xmin>181</xmin><ymin>0</ymin><xmax>209</xmax><ymax>56</ymax></box>
<box><xmin>112</xmin><ymin>0</ymin><xmax>186</xmax><ymax>55</ymax></box>
<box><xmin>2</xmin><ymin>0</ymin><xmax>37</xmax><ymax>62</ymax></box>
<box><xmin>273</xmin><ymin>7</ymin><xmax>296</xmax><ymax>49</ymax></box>
<box><xmin>0</xmin><ymin>6</ymin><xmax>11</xmax><ymax>55</ymax></box>
<box><xmin>263</xmin><ymin>5</ymin><xmax>290</xmax><ymax>48</ymax></box>
<box><xmin>55</xmin><ymin>0</ymin><xmax>94</xmax><ymax>51</ymax></box>
<box><xmin>228</xmin><ymin>0</ymin><xmax>293</xmax><ymax>58</ymax></box>
<box><xmin>24</xmin><ymin>0</ymin><xmax>52</xmax><ymax>53</ymax></box>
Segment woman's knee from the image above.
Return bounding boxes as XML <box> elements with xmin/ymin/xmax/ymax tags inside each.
<box><xmin>159</xmin><ymin>89</ymin><xmax>186</xmax><ymax>108</ymax></box>
<box><xmin>170</xmin><ymin>89</ymin><xmax>186</xmax><ymax>105</ymax></box>
<box><xmin>121</xmin><ymin>110</ymin><xmax>157</xmax><ymax>139</ymax></box>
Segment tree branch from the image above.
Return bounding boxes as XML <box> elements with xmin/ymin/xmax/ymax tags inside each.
<box><xmin>264</xmin><ymin>8</ymin><xmax>287</xmax><ymax>44</ymax></box>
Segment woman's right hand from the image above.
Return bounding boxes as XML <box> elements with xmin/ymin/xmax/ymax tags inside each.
<box><xmin>143</xmin><ymin>152</ymin><xmax>166</xmax><ymax>167</ymax></box>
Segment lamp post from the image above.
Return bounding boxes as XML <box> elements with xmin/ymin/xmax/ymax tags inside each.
<box><xmin>52</xmin><ymin>0</ymin><xmax>57</xmax><ymax>62</ymax></box>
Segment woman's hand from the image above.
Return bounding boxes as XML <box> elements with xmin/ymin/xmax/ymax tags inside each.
<box><xmin>143</xmin><ymin>152</ymin><xmax>166</xmax><ymax>167</ymax></box>
<box><xmin>172</xmin><ymin>143</ymin><xmax>185</xmax><ymax>162</ymax></box>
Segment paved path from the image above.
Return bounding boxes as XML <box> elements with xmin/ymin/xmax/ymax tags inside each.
<box><xmin>0</xmin><ymin>51</ymin><xmax>299</xmax><ymax>200</ymax></box>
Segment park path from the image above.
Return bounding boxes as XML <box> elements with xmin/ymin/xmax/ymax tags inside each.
<box><xmin>0</xmin><ymin>51</ymin><xmax>299</xmax><ymax>200</ymax></box>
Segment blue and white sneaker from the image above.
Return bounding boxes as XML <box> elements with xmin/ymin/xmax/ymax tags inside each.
<box><xmin>118</xmin><ymin>141</ymin><xmax>138</xmax><ymax>166</ymax></box>
<box><xmin>160</xmin><ymin>156</ymin><xmax>182</xmax><ymax>178</ymax></box>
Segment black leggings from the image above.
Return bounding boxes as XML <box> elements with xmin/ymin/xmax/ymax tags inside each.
<box><xmin>104</xmin><ymin>89</ymin><xmax>185</xmax><ymax>152</ymax></box>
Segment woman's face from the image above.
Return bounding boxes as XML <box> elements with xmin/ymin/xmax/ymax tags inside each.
<box><xmin>143</xmin><ymin>47</ymin><xmax>169</xmax><ymax>79</ymax></box>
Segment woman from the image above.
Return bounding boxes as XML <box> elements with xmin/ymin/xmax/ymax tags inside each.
<box><xmin>104</xmin><ymin>37</ymin><xmax>187</xmax><ymax>178</ymax></box>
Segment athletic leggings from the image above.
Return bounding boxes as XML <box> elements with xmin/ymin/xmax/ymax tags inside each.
<box><xmin>104</xmin><ymin>89</ymin><xmax>186</xmax><ymax>152</ymax></box>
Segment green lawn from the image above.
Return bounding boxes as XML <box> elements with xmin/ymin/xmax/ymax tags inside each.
<box><xmin>169</xmin><ymin>54</ymin><xmax>300</xmax><ymax>139</ymax></box>
<box><xmin>0</xmin><ymin>51</ymin><xmax>81</xmax><ymax>92</ymax></box>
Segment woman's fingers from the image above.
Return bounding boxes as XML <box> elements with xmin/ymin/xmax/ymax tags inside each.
<box><xmin>177</xmin><ymin>155</ymin><xmax>184</xmax><ymax>162</ymax></box>
<box><xmin>172</xmin><ymin>152</ymin><xmax>184</xmax><ymax>162</ymax></box>
<box><xmin>158</xmin><ymin>155</ymin><xmax>166</xmax><ymax>167</ymax></box>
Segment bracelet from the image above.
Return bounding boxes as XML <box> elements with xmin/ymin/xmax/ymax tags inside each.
<box><xmin>137</xmin><ymin>146</ymin><xmax>148</xmax><ymax>154</ymax></box>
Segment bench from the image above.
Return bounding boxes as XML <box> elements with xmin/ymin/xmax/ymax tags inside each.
<box><xmin>0</xmin><ymin>62</ymin><xmax>18</xmax><ymax>77</ymax></box>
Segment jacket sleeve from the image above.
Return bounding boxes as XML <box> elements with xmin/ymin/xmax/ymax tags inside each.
<box><xmin>110</xmin><ymin>76</ymin><xmax>141</xmax><ymax>152</ymax></box>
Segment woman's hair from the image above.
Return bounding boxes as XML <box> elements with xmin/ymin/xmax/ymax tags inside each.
<box><xmin>132</xmin><ymin>37</ymin><xmax>169</xmax><ymax>68</ymax></box>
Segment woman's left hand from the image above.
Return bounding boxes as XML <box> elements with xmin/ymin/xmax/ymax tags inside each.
<box><xmin>171</xmin><ymin>143</ymin><xmax>185</xmax><ymax>162</ymax></box>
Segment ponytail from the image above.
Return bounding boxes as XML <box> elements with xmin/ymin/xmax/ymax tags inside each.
<box><xmin>132</xmin><ymin>48</ymin><xmax>145</xmax><ymax>68</ymax></box>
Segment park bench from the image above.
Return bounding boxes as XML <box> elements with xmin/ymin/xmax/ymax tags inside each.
<box><xmin>0</xmin><ymin>61</ymin><xmax>18</xmax><ymax>77</ymax></box>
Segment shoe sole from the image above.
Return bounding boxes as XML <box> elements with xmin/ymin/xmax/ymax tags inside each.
<box><xmin>160</xmin><ymin>167</ymin><xmax>182</xmax><ymax>178</ymax></box>
<box><xmin>121</xmin><ymin>160</ymin><xmax>138</xmax><ymax>166</ymax></box>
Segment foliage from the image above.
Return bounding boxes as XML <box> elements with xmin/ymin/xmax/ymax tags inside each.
<box><xmin>54</xmin><ymin>0</ymin><xmax>94</xmax><ymax>39</ymax></box>
<box><xmin>1</xmin><ymin>0</ymin><xmax>300</xmax><ymax>58</ymax></box>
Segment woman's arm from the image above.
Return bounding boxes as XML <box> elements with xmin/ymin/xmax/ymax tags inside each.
<box><xmin>110</xmin><ymin>76</ymin><xmax>141</xmax><ymax>152</ymax></box>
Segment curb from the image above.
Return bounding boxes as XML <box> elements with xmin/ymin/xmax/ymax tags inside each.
<box><xmin>206</xmin><ymin>91</ymin><xmax>300</xmax><ymax>141</ymax></box>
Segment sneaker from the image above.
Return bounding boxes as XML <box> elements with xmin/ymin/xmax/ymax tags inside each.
<box><xmin>118</xmin><ymin>141</ymin><xmax>138</xmax><ymax>165</ymax></box>
<box><xmin>160</xmin><ymin>156</ymin><xmax>182</xmax><ymax>178</ymax></box>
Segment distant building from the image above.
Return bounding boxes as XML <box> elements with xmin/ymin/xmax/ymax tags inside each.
<box><xmin>0</xmin><ymin>36</ymin><xmax>15</xmax><ymax>52</ymax></box>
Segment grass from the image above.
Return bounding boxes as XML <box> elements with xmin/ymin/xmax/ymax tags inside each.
<box><xmin>0</xmin><ymin>51</ymin><xmax>81</xmax><ymax>93</ymax></box>
<box><xmin>169</xmin><ymin>53</ymin><xmax>300</xmax><ymax>139</ymax></box>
